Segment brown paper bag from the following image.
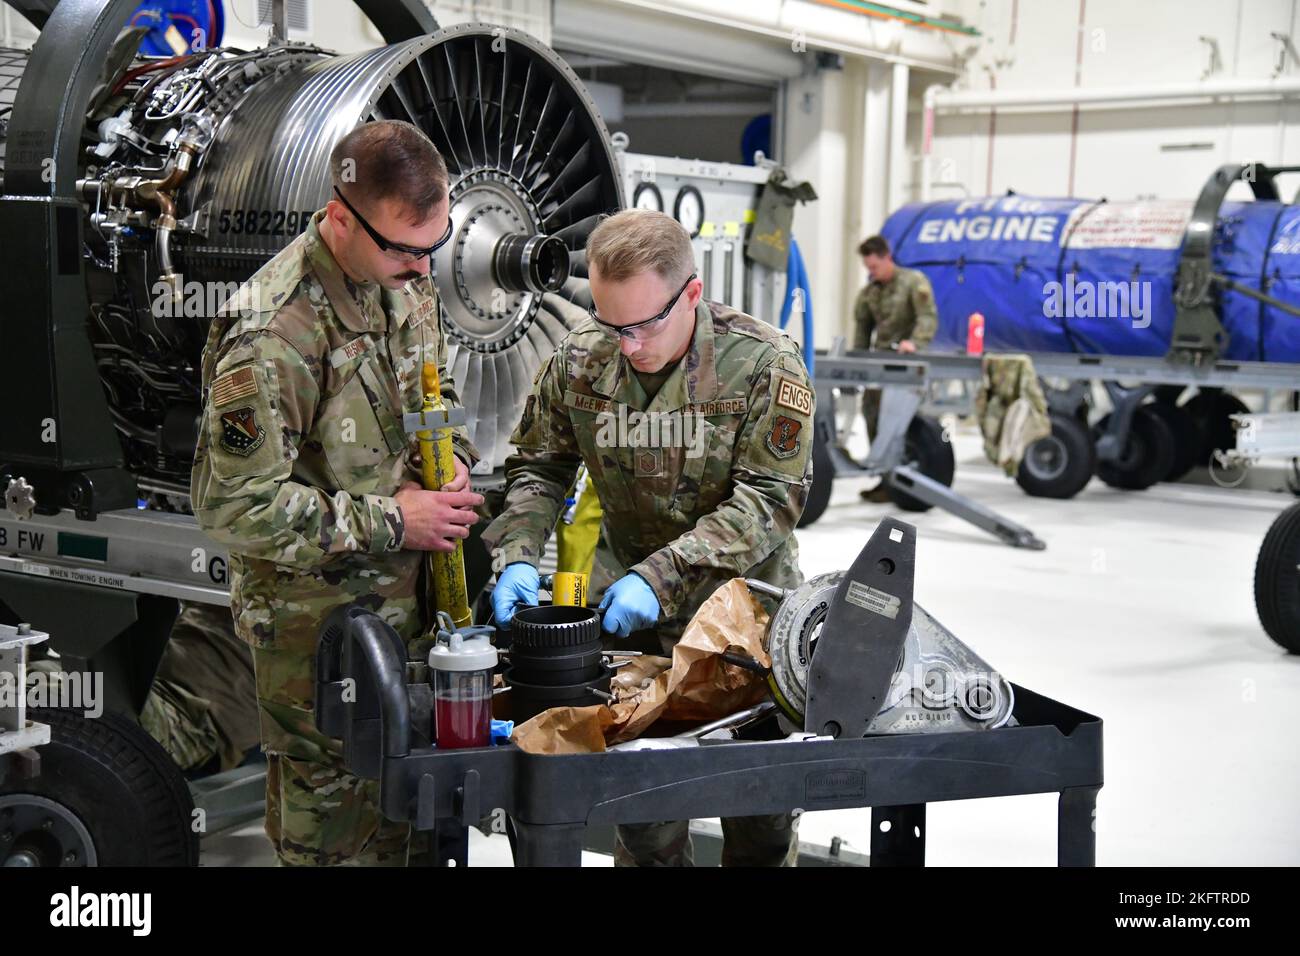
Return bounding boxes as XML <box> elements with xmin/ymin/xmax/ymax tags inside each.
<box><xmin>512</xmin><ymin>579</ymin><xmax>772</xmax><ymax>754</ymax></box>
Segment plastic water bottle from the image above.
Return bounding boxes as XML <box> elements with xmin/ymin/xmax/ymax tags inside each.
<box><xmin>429</xmin><ymin>631</ymin><xmax>497</xmax><ymax>749</ymax></box>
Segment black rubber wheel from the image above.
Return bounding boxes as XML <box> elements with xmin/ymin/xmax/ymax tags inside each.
<box><xmin>798</xmin><ymin>414</ymin><xmax>835</xmax><ymax>528</ymax></box>
<box><xmin>887</xmin><ymin>416</ymin><xmax>956</xmax><ymax>512</ymax></box>
<box><xmin>1016</xmin><ymin>412</ymin><xmax>1095</xmax><ymax>498</ymax></box>
<box><xmin>1144</xmin><ymin>401</ymin><xmax>1200</xmax><ymax>482</ymax></box>
<box><xmin>1094</xmin><ymin>406</ymin><xmax>1177</xmax><ymax>491</ymax></box>
<box><xmin>1255</xmin><ymin>502</ymin><xmax>1300</xmax><ymax>653</ymax></box>
<box><xmin>0</xmin><ymin>708</ymin><xmax>200</xmax><ymax>866</ymax></box>
<box><xmin>1153</xmin><ymin>384</ymin><xmax>1187</xmax><ymax>406</ymax></box>
<box><xmin>1182</xmin><ymin>389</ymin><xmax>1250</xmax><ymax>465</ymax></box>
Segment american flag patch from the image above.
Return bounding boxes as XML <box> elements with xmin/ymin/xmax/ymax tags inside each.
<box><xmin>211</xmin><ymin>367</ymin><xmax>258</xmax><ymax>408</ymax></box>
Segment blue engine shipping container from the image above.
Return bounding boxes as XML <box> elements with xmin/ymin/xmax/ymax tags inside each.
<box><xmin>880</xmin><ymin>194</ymin><xmax>1300</xmax><ymax>362</ymax></box>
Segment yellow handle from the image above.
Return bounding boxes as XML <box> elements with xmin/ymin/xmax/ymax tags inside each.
<box><xmin>551</xmin><ymin>572</ymin><xmax>588</xmax><ymax>608</ymax></box>
<box><xmin>420</xmin><ymin>362</ymin><xmax>471</xmax><ymax>630</ymax></box>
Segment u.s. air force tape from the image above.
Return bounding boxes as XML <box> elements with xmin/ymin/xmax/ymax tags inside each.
<box><xmin>563</xmin><ymin>390</ymin><xmax>749</xmax><ymax>416</ymax></box>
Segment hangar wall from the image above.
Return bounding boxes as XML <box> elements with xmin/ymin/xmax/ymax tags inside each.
<box><xmin>930</xmin><ymin>0</ymin><xmax>1300</xmax><ymax>202</ymax></box>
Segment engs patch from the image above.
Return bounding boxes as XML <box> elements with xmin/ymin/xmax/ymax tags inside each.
<box><xmin>774</xmin><ymin>377</ymin><xmax>813</xmax><ymax>416</ymax></box>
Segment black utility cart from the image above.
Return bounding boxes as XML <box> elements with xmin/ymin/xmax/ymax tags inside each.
<box><xmin>318</xmin><ymin>521</ymin><xmax>1103</xmax><ymax>867</ymax></box>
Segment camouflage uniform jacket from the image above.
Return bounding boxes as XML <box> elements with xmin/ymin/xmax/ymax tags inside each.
<box><xmin>191</xmin><ymin>211</ymin><xmax>477</xmax><ymax>651</ymax></box>
<box><xmin>483</xmin><ymin>300</ymin><xmax>814</xmax><ymax>628</ymax></box>
<box><xmin>974</xmin><ymin>353</ymin><xmax>1052</xmax><ymax>476</ymax></box>
<box><xmin>852</xmin><ymin>265</ymin><xmax>938</xmax><ymax>351</ymax></box>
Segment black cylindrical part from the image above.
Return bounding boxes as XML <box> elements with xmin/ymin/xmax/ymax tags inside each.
<box><xmin>505</xmin><ymin>667</ymin><xmax>613</xmax><ymax>724</ymax></box>
<box><xmin>492</xmin><ymin>233</ymin><xmax>570</xmax><ymax>294</ymax></box>
<box><xmin>504</xmin><ymin>605</ymin><xmax>610</xmax><ymax>722</ymax></box>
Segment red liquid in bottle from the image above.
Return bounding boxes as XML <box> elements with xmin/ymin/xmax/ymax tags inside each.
<box><xmin>435</xmin><ymin>694</ymin><xmax>492</xmax><ymax>749</ymax></box>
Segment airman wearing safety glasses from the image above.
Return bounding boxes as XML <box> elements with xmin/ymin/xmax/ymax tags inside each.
<box><xmin>484</xmin><ymin>208</ymin><xmax>814</xmax><ymax>868</ymax></box>
<box><xmin>192</xmin><ymin>120</ymin><xmax>481</xmax><ymax>868</ymax></box>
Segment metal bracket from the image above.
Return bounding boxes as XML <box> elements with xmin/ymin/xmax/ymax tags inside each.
<box><xmin>1170</xmin><ymin>162</ymin><xmax>1290</xmax><ymax>363</ymax></box>
<box><xmin>1273</xmin><ymin>32</ymin><xmax>1300</xmax><ymax>77</ymax></box>
<box><xmin>862</xmin><ymin>385</ymin><xmax>923</xmax><ymax>474</ymax></box>
<box><xmin>402</xmin><ymin>406</ymin><xmax>468</xmax><ymax>434</ymax></box>
<box><xmin>0</xmin><ymin>622</ymin><xmax>52</xmax><ymax>757</ymax></box>
<box><xmin>1199</xmin><ymin>36</ymin><xmax>1223</xmax><ymax>79</ymax></box>
<box><xmin>804</xmin><ymin>519</ymin><xmax>916</xmax><ymax>738</ymax></box>
<box><xmin>813</xmin><ymin>373</ymin><xmax>1046</xmax><ymax>549</ymax></box>
<box><xmin>1226</xmin><ymin>411</ymin><xmax>1300</xmax><ymax>461</ymax></box>
<box><xmin>1095</xmin><ymin>381</ymin><xmax>1154</xmax><ymax>463</ymax></box>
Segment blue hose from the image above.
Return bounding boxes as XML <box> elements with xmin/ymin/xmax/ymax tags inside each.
<box><xmin>779</xmin><ymin>238</ymin><xmax>815</xmax><ymax>373</ymax></box>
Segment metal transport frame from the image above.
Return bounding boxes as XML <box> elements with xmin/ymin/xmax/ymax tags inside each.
<box><xmin>809</xmin><ymin>345</ymin><xmax>1300</xmax><ymax>534</ymax></box>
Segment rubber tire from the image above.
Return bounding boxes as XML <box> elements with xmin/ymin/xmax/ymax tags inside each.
<box><xmin>0</xmin><ymin>708</ymin><xmax>200</xmax><ymax>866</ymax></box>
<box><xmin>1255</xmin><ymin>502</ymin><xmax>1300</xmax><ymax>653</ymax></box>
<box><xmin>798</xmin><ymin>418</ymin><xmax>835</xmax><ymax>528</ymax></box>
<box><xmin>1144</xmin><ymin>401</ymin><xmax>1200</xmax><ymax>482</ymax></box>
<box><xmin>1153</xmin><ymin>384</ymin><xmax>1187</xmax><ymax>406</ymax></box>
<box><xmin>1095</xmin><ymin>406</ymin><xmax>1177</xmax><ymax>491</ymax></box>
<box><xmin>887</xmin><ymin>416</ymin><xmax>956</xmax><ymax>512</ymax></box>
<box><xmin>1182</xmin><ymin>390</ymin><xmax>1250</xmax><ymax>466</ymax></box>
<box><xmin>1016</xmin><ymin>411</ymin><xmax>1096</xmax><ymax>499</ymax></box>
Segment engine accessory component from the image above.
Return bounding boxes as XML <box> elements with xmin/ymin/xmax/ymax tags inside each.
<box><xmin>503</xmin><ymin>605</ymin><xmax>612</xmax><ymax>722</ymax></box>
<box><xmin>764</xmin><ymin>526</ymin><xmax>1015</xmax><ymax>734</ymax></box>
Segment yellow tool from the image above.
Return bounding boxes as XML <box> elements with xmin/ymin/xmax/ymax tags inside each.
<box><xmin>550</xmin><ymin>572</ymin><xmax>588</xmax><ymax>607</ymax></box>
<box><xmin>416</xmin><ymin>362</ymin><xmax>472</xmax><ymax>630</ymax></box>
<box><xmin>555</xmin><ymin>469</ymin><xmax>601</xmax><ymax>577</ymax></box>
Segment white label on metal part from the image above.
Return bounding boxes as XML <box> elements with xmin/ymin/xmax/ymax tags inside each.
<box><xmin>844</xmin><ymin>580</ymin><xmax>900</xmax><ymax>619</ymax></box>
<box><xmin>17</xmin><ymin>560</ymin><xmax>126</xmax><ymax>591</ymax></box>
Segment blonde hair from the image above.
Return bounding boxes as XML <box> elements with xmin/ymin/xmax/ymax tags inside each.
<box><xmin>586</xmin><ymin>209</ymin><xmax>695</xmax><ymax>285</ymax></box>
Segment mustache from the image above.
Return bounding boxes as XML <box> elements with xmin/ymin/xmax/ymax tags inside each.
<box><xmin>394</xmin><ymin>271</ymin><xmax>422</xmax><ymax>281</ymax></box>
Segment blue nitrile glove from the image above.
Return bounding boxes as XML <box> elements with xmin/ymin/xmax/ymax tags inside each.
<box><xmin>493</xmin><ymin>562</ymin><xmax>539</xmax><ymax>627</ymax></box>
<box><xmin>599</xmin><ymin>573</ymin><xmax>661</xmax><ymax>638</ymax></box>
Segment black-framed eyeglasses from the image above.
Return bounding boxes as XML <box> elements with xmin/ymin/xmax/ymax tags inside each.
<box><xmin>589</xmin><ymin>273</ymin><xmax>697</xmax><ymax>343</ymax></box>
<box><xmin>332</xmin><ymin>186</ymin><xmax>453</xmax><ymax>262</ymax></box>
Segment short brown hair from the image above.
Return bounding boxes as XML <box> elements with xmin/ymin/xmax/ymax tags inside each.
<box><xmin>330</xmin><ymin>120</ymin><xmax>448</xmax><ymax>224</ymax></box>
<box><xmin>859</xmin><ymin>235</ymin><xmax>891</xmax><ymax>258</ymax></box>
<box><xmin>586</xmin><ymin>209</ymin><xmax>695</xmax><ymax>285</ymax></box>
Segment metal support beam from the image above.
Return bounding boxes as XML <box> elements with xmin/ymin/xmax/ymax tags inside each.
<box><xmin>1096</xmin><ymin>382</ymin><xmax>1154</xmax><ymax>463</ymax></box>
<box><xmin>886</xmin><ymin>466</ymin><xmax>1046</xmax><ymax>550</ymax></box>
